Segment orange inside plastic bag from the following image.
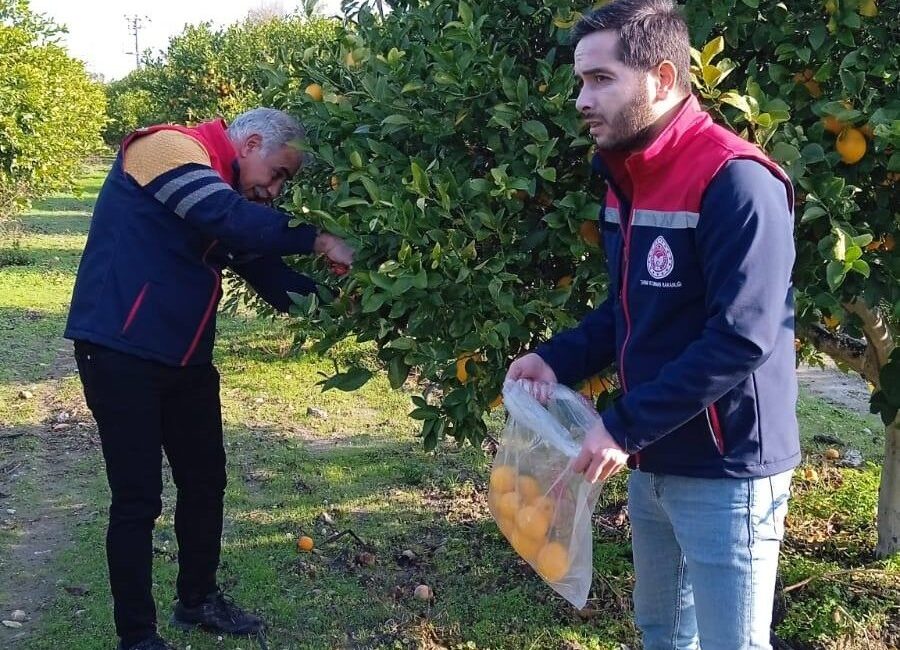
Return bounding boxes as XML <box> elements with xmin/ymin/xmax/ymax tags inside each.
<box><xmin>488</xmin><ymin>379</ymin><xmax>603</xmax><ymax>608</ymax></box>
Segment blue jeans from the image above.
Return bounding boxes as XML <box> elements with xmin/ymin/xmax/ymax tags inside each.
<box><xmin>628</xmin><ymin>469</ymin><xmax>793</xmax><ymax>650</ymax></box>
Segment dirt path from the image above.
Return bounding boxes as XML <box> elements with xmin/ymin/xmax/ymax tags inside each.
<box><xmin>0</xmin><ymin>341</ymin><xmax>102</xmax><ymax>647</ymax></box>
<box><xmin>796</xmin><ymin>360</ymin><xmax>871</xmax><ymax>414</ymax></box>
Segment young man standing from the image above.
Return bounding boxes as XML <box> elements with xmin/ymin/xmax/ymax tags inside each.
<box><xmin>506</xmin><ymin>2</ymin><xmax>799</xmax><ymax>648</ymax></box>
<box><xmin>66</xmin><ymin>108</ymin><xmax>353</xmax><ymax>650</ymax></box>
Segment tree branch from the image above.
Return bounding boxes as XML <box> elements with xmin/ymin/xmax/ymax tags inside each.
<box><xmin>843</xmin><ymin>299</ymin><xmax>896</xmax><ymax>389</ymax></box>
<box><xmin>803</xmin><ymin>324</ymin><xmax>868</xmax><ymax>377</ymax></box>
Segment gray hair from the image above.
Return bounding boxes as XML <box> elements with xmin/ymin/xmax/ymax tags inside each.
<box><xmin>227</xmin><ymin>108</ymin><xmax>306</xmax><ymax>157</ymax></box>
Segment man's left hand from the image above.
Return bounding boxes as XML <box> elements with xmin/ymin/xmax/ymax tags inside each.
<box><xmin>572</xmin><ymin>419</ymin><xmax>629</xmax><ymax>484</ymax></box>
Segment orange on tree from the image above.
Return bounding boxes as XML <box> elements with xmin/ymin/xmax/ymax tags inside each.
<box><xmin>882</xmin><ymin>234</ymin><xmax>895</xmax><ymax>252</ymax></box>
<box><xmin>304</xmin><ymin>83</ymin><xmax>323</xmax><ymax>101</ymax></box>
<box><xmin>579</xmin><ymin>220</ymin><xmax>600</xmax><ymax>246</ymax></box>
<box><xmin>536</xmin><ymin>542</ymin><xmax>570</xmax><ymax>581</ymax></box>
<box><xmin>455</xmin><ymin>352</ymin><xmax>483</xmax><ymax>383</ymax></box>
<box><xmin>580</xmin><ymin>374</ymin><xmax>612</xmax><ymax>397</ymax></box>
<box><xmin>556</xmin><ymin>275</ymin><xmax>573</xmax><ymax>288</ymax></box>
<box><xmin>297</xmin><ymin>535</ymin><xmax>314</xmax><ymax>552</ymax></box>
<box><xmin>835</xmin><ymin>128</ymin><xmax>867</xmax><ymax>164</ymax></box>
<box><xmin>488</xmin><ymin>394</ymin><xmax>503</xmax><ymax>410</ymax></box>
<box><xmin>822</xmin><ymin>115</ymin><xmax>844</xmax><ymax>134</ymax></box>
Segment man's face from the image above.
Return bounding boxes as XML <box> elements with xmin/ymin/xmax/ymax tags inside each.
<box><xmin>574</xmin><ymin>30</ymin><xmax>656</xmax><ymax>152</ymax></box>
<box><xmin>236</xmin><ymin>134</ymin><xmax>302</xmax><ymax>203</ymax></box>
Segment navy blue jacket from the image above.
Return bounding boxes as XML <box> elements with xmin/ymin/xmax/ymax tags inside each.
<box><xmin>537</xmin><ymin>98</ymin><xmax>800</xmax><ymax>478</ymax></box>
<box><xmin>65</xmin><ymin>121</ymin><xmax>317</xmax><ymax>367</ymax></box>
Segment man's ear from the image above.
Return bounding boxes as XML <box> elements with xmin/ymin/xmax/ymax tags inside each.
<box><xmin>239</xmin><ymin>133</ymin><xmax>263</xmax><ymax>157</ymax></box>
<box><xmin>653</xmin><ymin>60</ymin><xmax>679</xmax><ymax>101</ymax></box>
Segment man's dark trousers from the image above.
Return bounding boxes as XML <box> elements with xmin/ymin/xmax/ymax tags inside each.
<box><xmin>74</xmin><ymin>340</ymin><xmax>226</xmax><ymax>647</ymax></box>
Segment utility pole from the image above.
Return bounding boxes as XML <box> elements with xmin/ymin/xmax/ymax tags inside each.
<box><xmin>125</xmin><ymin>15</ymin><xmax>149</xmax><ymax>70</ymax></box>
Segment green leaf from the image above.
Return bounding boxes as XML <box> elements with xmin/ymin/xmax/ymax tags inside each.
<box><xmin>361</xmin><ymin>291</ymin><xmax>388</xmax><ymax>313</ymax></box>
<box><xmin>523</xmin><ymin>120</ymin><xmax>549</xmax><ymax>142</ymax></box>
<box><xmin>336</xmin><ymin>198</ymin><xmax>370</xmax><ymax>208</ymax></box>
<box><xmin>826</xmin><ymin>260</ymin><xmax>846</xmax><ymax>290</ymax></box>
<box><xmin>458</xmin><ymin>0</ymin><xmax>473</xmax><ymax>26</ymax></box>
<box><xmin>318</xmin><ymin>367</ymin><xmax>373</xmax><ymax>392</ymax></box>
<box><xmin>409</xmin><ymin>406</ymin><xmax>437</xmax><ymax>420</ymax></box>
<box><xmin>850</xmin><ymin>259</ymin><xmax>870</xmax><ymax>277</ymax></box>
<box><xmin>740</xmin><ymin>0</ymin><xmax>759</xmax><ymax>7</ymax></box>
<box><xmin>801</xmin><ymin>143</ymin><xmax>825</xmax><ymax>164</ymax></box>
<box><xmin>411</xmin><ymin>161</ymin><xmax>429</xmax><ymax>195</ymax></box>
<box><xmin>832</xmin><ymin>228</ymin><xmax>849</xmax><ymax>260</ymax></box>
<box><xmin>401</xmin><ymin>81</ymin><xmax>424</xmax><ymax>93</ymax></box>
<box><xmin>879</xmin><ymin>353</ymin><xmax>900</xmax><ymax>406</ymax></box>
<box><xmin>852</xmin><ymin>234</ymin><xmax>873</xmax><ymax>247</ymax></box>
<box><xmin>771</xmin><ymin>142</ymin><xmax>801</xmax><ymax>164</ymax></box>
<box><xmin>808</xmin><ymin>22</ymin><xmax>827</xmax><ymax>51</ymax></box>
<box><xmin>887</xmin><ymin>153</ymin><xmax>900</xmax><ymax>173</ymax></box>
<box><xmin>720</xmin><ymin>92</ymin><xmax>753</xmax><ymax>115</ymax></box>
<box><xmin>423</xmin><ymin>422</ymin><xmax>439</xmax><ymax>452</ymax></box>
<box><xmin>801</xmin><ymin>205</ymin><xmax>827</xmax><ymax>223</ymax></box>
<box><xmin>869</xmin><ymin>391</ymin><xmax>899</xmax><ymax>426</ymax></box>
<box><xmin>538</xmin><ymin>167</ymin><xmax>557</xmax><ymax>182</ymax></box>
<box><xmin>701</xmin><ymin>36</ymin><xmax>724</xmax><ymax>66</ymax></box>
<box><xmin>382</xmin><ymin>114</ymin><xmax>411</xmax><ymax>125</ymax></box>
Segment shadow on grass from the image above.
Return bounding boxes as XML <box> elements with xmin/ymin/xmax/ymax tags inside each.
<box><xmin>22</xmin><ymin>420</ymin><xmax>637</xmax><ymax>650</ymax></box>
<box><xmin>0</xmin><ymin>307</ymin><xmax>69</xmax><ymax>383</ymax></box>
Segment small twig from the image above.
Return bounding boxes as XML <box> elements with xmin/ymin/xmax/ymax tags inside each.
<box><xmin>594</xmin><ymin>516</ymin><xmax>622</xmax><ymax>534</ymax></box>
<box><xmin>783</xmin><ymin>568</ymin><xmax>891</xmax><ymax>593</ymax></box>
<box><xmin>0</xmin><ymin>461</ymin><xmax>22</xmax><ymax>475</ymax></box>
<box><xmin>322</xmin><ymin>528</ymin><xmax>368</xmax><ymax>547</ymax></box>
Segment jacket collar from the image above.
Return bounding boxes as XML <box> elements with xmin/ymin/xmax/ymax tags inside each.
<box><xmin>593</xmin><ymin>95</ymin><xmax>712</xmax><ymax>185</ymax></box>
<box><xmin>191</xmin><ymin>119</ymin><xmax>239</xmax><ymax>187</ymax></box>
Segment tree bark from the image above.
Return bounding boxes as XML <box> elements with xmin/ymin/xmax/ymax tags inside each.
<box><xmin>808</xmin><ymin>300</ymin><xmax>898</xmax><ymax>556</ymax></box>
<box><xmin>877</xmin><ymin>415</ymin><xmax>900</xmax><ymax>557</ymax></box>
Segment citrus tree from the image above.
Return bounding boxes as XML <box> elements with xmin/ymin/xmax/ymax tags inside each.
<box><xmin>266</xmin><ymin>0</ymin><xmax>606</xmax><ymax>449</ymax></box>
<box><xmin>103</xmin><ymin>14</ymin><xmax>340</xmax><ymax>145</ymax></box>
<box><xmin>258</xmin><ymin>0</ymin><xmax>898</xmax><ymax>554</ymax></box>
<box><xmin>681</xmin><ymin>0</ymin><xmax>898</xmax><ymax>556</ymax></box>
<box><xmin>0</xmin><ymin>0</ymin><xmax>106</xmax><ymax>222</ymax></box>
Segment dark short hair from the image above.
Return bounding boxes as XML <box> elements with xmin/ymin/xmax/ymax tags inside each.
<box><xmin>571</xmin><ymin>0</ymin><xmax>692</xmax><ymax>95</ymax></box>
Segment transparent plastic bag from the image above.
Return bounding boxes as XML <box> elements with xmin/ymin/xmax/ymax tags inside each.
<box><xmin>487</xmin><ymin>379</ymin><xmax>603</xmax><ymax>609</ymax></box>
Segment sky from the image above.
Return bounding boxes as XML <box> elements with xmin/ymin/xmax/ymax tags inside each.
<box><xmin>29</xmin><ymin>0</ymin><xmax>343</xmax><ymax>82</ymax></box>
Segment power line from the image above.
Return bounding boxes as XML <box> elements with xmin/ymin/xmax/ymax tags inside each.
<box><xmin>124</xmin><ymin>14</ymin><xmax>150</xmax><ymax>70</ymax></box>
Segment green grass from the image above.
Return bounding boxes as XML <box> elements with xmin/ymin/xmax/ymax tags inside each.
<box><xmin>1</xmin><ymin>165</ymin><xmax>897</xmax><ymax>650</ymax></box>
<box><xmin>798</xmin><ymin>389</ymin><xmax>886</xmax><ymax>463</ymax></box>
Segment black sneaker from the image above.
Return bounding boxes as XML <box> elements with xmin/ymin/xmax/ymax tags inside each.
<box><xmin>171</xmin><ymin>590</ymin><xmax>264</xmax><ymax>636</ymax></box>
<box><xmin>117</xmin><ymin>635</ymin><xmax>178</xmax><ymax>650</ymax></box>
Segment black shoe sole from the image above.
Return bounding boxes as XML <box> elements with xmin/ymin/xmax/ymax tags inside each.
<box><xmin>169</xmin><ymin>615</ymin><xmax>262</xmax><ymax>637</ymax></box>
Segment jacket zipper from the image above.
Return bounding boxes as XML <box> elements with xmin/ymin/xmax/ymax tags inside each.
<box><xmin>181</xmin><ymin>240</ymin><xmax>222</xmax><ymax>366</ymax></box>
<box><xmin>706</xmin><ymin>403</ymin><xmax>726</xmax><ymax>455</ymax></box>
<box><xmin>600</xmin><ymin>166</ymin><xmax>640</xmax><ymax>469</ymax></box>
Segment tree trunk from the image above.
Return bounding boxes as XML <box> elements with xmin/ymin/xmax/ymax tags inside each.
<box><xmin>808</xmin><ymin>300</ymin><xmax>897</xmax><ymax>557</ymax></box>
<box><xmin>876</xmin><ymin>415</ymin><xmax>900</xmax><ymax>557</ymax></box>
